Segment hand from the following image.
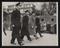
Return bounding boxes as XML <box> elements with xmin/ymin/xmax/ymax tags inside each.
<box><xmin>32</xmin><ymin>26</ymin><xmax>33</xmax><ymax>28</ymax></box>
<box><xmin>12</xmin><ymin>25</ymin><xmax>15</xmax><ymax>27</ymax></box>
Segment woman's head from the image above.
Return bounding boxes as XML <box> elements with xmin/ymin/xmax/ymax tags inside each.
<box><xmin>25</xmin><ymin>10</ymin><xmax>30</xmax><ymax>15</ymax></box>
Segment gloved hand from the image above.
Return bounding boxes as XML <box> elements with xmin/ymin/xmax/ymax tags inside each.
<box><xmin>12</xmin><ymin>24</ymin><xmax>15</xmax><ymax>27</ymax></box>
<box><xmin>32</xmin><ymin>26</ymin><xmax>33</xmax><ymax>28</ymax></box>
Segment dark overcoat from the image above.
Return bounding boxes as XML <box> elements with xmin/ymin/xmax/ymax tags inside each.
<box><xmin>21</xmin><ymin>15</ymin><xmax>30</xmax><ymax>36</ymax></box>
<box><xmin>29</xmin><ymin>16</ymin><xmax>36</xmax><ymax>35</ymax></box>
<box><xmin>11</xmin><ymin>9</ymin><xmax>21</xmax><ymax>28</ymax></box>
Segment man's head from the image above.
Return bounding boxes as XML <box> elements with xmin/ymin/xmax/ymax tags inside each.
<box><xmin>15</xmin><ymin>2</ymin><xmax>21</xmax><ymax>10</ymax></box>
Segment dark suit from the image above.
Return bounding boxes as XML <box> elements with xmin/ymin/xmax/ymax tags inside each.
<box><xmin>21</xmin><ymin>15</ymin><xmax>31</xmax><ymax>41</ymax></box>
<box><xmin>35</xmin><ymin>17</ymin><xmax>42</xmax><ymax>37</ymax></box>
<box><xmin>11</xmin><ymin>9</ymin><xmax>21</xmax><ymax>44</ymax></box>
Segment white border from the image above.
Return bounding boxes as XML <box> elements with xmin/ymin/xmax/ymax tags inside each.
<box><xmin>2</xmin><ymin>2</ymin><xmax>3</xmax><ymax>46</ymax></box>
<box><xmin>56</xmin><ymin>2</ymin><xmax>58</xmax><ymax>46</ymax></box>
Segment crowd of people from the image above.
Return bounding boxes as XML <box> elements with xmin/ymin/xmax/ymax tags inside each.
<box><xmin>3</xmin><ymin>3</ymin><xmax>43</xmax><ymax>46</ymax></box>
<box><xmin>3</xmin><ymin>2</ymin><xmax>56</xmax><ymax>46</ymax></box>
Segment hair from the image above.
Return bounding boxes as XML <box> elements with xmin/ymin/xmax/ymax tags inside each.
<box><xmin>25</xmin><ymin>10</ymin><xmax>29</xmax><ymax>13</ymax></box>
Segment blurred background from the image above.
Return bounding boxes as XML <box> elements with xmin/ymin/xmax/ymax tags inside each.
<box><xmin>2</xmin><ymin>2</ymin><xmax>57</xmax><ymax>34</ymax></box>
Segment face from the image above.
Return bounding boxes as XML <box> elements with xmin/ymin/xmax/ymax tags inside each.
<box><xmin>32</xmin><ymin>13</ymin><xmax>35</xmax><ymax>15</ymax></box>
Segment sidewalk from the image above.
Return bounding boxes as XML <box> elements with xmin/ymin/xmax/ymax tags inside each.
<box><xmin>2</xmin><ymin>30</ymin><xmax>58</xmax><ymax>46</ymax></box>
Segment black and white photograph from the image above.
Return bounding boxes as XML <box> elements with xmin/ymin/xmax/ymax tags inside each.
<box><xmin>2</xmin><ymin>2</ymin><xmax>58</xmax><ymax>46</ymax></box>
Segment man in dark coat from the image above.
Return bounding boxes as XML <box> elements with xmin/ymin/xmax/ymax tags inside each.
<box><xmin>35</xmin><ymin>17</ymin><xmax>43</xmax><ymax>37</ymax></box>
<box><xmin>11</xmin><ymin>3</ymin><xmax>23</xmax><ymax>45</ymax></box>
<box><xmin>21</xmin><ymin>10</ymin><xmax>32</xmax><ymax>41</ymax></box>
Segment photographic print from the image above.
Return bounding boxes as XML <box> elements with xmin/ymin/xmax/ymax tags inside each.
<box><xmin>2</xmin><ymin>2</ymin><xmax>58</xmax><ymax>46</ymax></box>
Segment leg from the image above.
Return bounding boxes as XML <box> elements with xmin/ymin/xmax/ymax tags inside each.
<box><xmin>3</xmin><ymin>28</ymin><xmax>7</xmax><ymax>36</ymax></box>
<box><xmin>39</xmin><ymin>31</ymin><xmax>43</xmax><ymax>37</ymax></box>
<box><xmin>17</xmin><ymin>34</ymin><xmax>24</xmax><ymax>46</ymax></box>
<box><xmin>17</xmin><ymin>27</ymin><xmax>24</xmax><ymax>46</ymax></box>
<box><xmin>37</xmin><ymin>27</ymin><xmax>43</xmax><ymax>37</ymax></box>
<box><xmin>33</xmin><ymin>27</ymin><xmax>38</xmax><ymax>39</ymax></box>
<box><xmin>11</xmin><ymin>33</ymin><xmax>16</xmax><ymax>44</ymax></box>
<box><xmin>21</xmin><ymin>35</ymin><xmax>24</xmax><ymax>40</ymax></box>
<box><xmin>11</xmin><ymin>27</ymin><xmax>16</xmax><ymax>44</ymax></box>
<box><xmin>36</xmin><ymin>28</ymin><xmax>38</xmax><ymax>34</ymax></box>
<box><xmin>21</xmin><ymin>28</ymin><xmax>25</xmax><ymax>41</ymax></box>
<box><xmin>27</xmin><ymin>35</ymin><xmax>32</xmax><ymax>41</ymax></box>
<box><xmin>26</xmin><ymin>31</ymin><xmax>32</xmax><ymax>41</ymax></box>
<box><xmin>34</xmin><ymin>34</ymin><xmax>39</xmax><ymax>40</ymax></box>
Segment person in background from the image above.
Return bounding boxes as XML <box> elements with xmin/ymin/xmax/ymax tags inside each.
<box><xmin>46</xmin><ymin>22</ymin><xmax>52</xmax><ymax>34</ymax></box>
<box><xmin>3</xmin><ymin>20</ymin><xmax>7</xmax><ymax>36</ymax></box>
<box><xmin>35</xmin><ymin>17</ymin><xmax>43</xmax><ymax>37</ymax></box>
<box><xmin>11</xmin><ymin>2</ymin><xmax>23</xmax><ymax>46</ymax></box>
<box><xmin>43</xmin><ymin>22</ymin><xmax>47</xmax><ymax>32</ymax></box>
<box><xmin>54</xmin><ymin>24</ymin><xmax>56</xmax><ymax>34</ymax></box>
<box><xmin>29</xmin><ymin>12</ymin><xmax>39</xmax><ymax>40</ymax></box>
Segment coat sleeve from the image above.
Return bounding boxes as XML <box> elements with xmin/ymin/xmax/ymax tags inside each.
<box><xmin>11</xmin><ymin>11</ymin><xmax>15</xmax><ymax>25</ymax></box>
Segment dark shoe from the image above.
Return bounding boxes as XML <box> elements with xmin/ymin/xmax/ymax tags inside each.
<box><xmin>11</xmin><ymin>41</ymin><xmax>14</xmax><ymax>44</ymax></box>
<box><xmin>35</xmin><ymin>37</ymin><xmax>39</xmax><ymax>40</ymax></box>
<box><xmin>11</xmin><ymin>42</ymin><xmax>16</xmax><ymax>45</ymax></box>
<box><xmin>19</xmin><ymin>43</ymin><xmax>24</xmax><ymax>46</ymax></box>
<box><xmin>40</xmin><ymin>35</ymin><xmax>43</xmax><ymax>37</ymax></box>
<box><xmin>28</xmin><ymin>39</ymin><xmax>32</xmax><ymax>41</ymax></box>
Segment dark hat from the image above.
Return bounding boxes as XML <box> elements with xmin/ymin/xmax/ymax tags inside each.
<box><xmin>25</xmin><ymin>10</ymin><xmax>29</xmax><ymax>13</ymax></box>
<box><xmin>16</xmin><ymin>2</ymin><xmax>20</xmax><ymax>6</ymax></box>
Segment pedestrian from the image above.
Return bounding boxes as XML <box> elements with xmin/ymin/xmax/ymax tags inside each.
<box><xmin>21</xmin><ymin>10</ymin><xmax>32</xmax><ymax>41</ymax></box>
<box><xmin>35</xmin><ymin>17</ymin><xmax>43</xmax><ymax>37</ymax></box>
<box><xmin>3</xmin><ymin>10</ymin><xmax>8</xmax><ymax>36</ymax></box>
<box><xmin>11</xmin><ymin>2</ymin><xmax>23</xmax><ymax>46</ymax></box>
<box><xmin>43</xmin><ymin>22</ymin><xmax>47</xmax><ymax>32</ymax></box>
<box><xmin>46</xmin><ymin>22</ymin><xmax>52</xmax><ymax>34</ymax></box>
<box><xmin>54</xmin><ymin>24</ymin><xmax>56</xmax><ymax>34</ymax></box>
<box><xmin>29</xmin><ymin>13</ymin><xmax>38</xmax><ymax>39</ymax></box>
<box><xmin>3</xmin><ymin>21</ymin><xmax>7</xmax><ymax>36</ymax></box>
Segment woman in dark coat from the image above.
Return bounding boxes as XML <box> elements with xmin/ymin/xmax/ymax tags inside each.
<box><xmin>29</xmin><ymin>13</ymin><xmax>38</xmax><ymax>39</ymax></box>
<box><xmin>21</xmin><ymin>10</ymin><xmax>32</xmax><ymax>41</ymax></box>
